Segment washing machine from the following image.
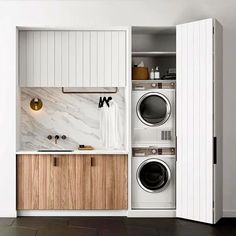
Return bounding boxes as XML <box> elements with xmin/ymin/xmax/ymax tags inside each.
<box><xmin>132</xmin><ymin>80</ymin><xmax>175</xmax><ymax>147</ymax></box>
<box><xmin>132</xmin><ymin>147</ymin><xmax>176</xmax><ymax>209</ymax></box>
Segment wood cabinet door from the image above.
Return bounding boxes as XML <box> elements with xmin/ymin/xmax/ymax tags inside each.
<box><xmin>17</xmin><ymin>155</ymin><xmax>40</xmax><ymax>209</ymax></box>
<box><xmin>105</xmin><ymin>155</ymin><xmax>128</xmax><ymax>209</ymax></box>
<box><xmin>17</xmin><ymin>154</ymin><xmax>128</xmax><ymax>210</ymax></box>
<box><xmin>88</xmin><ymin>154</ymin><xmax>128</xmax><ymax>210</ymax></box>
<box><xmin>90</xmin><ymin>155</ymin><xmax>106</xmax><ymax>209</ymax></box>
<box><xmin>17</xmin><ymin>155</ymin><xmax>73</xmax><ymax>210</ymax></box>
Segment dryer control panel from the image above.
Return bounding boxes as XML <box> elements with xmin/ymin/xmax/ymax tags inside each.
<box><xmin>132</xmin><ymin>80</ymin><xmax>176</xmax><ymax>91</ymax></box>
<box><xmin>132</xmin><ymin>147</ymin><xmax>176</xmax><ymax>157</ymax></box>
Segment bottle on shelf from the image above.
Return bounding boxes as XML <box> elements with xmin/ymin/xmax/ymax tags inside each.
<box><xmin>154</xmin><ymin>66</ymin><xmax>160</xmax><ymax>79</ymax></box>
<box><xmin>150</xmin><ymin>68</ymin><xmax>155</xmax><ymax>80</ymax></box>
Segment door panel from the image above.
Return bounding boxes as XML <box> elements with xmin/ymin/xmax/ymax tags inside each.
<box><xmin>91</xmin><ymin>156</ymin><xmax>106</xmax><ymax>209</ymax></box>
<box><xmin>53</xmin><ymin>156</ymin><xmax>69</xmax><ymax>209</ymax></box>
<box><xmin>38</xmin><ymin>156</ymin><xmax>54</xmax><ymax>209</ymax></box>
<box><xmin>176</xmin><ymin>18</ymin><xmax>214</xmax><ymax>223</ymax></box>
<box><xmin>213</xmin><ymin>19</ymin><xmax>223</xmax><ymax>223</ymax></box>
<box><xmin>17</xmin><ymin>155</ymin><xmax>39</xmax><ymax>209</ymax></box>
<box><xmin>19</xmin><ymin>30</ymin><xmax>126</xmax><ymax>87</ymax></box>
<box><xmin>75</xmin><ymin>155</ymin><xmax>92</xmax><ymax>209</ymax></box>
<box><xmin>17</xmin><ymin>154</ymin><xmax>128</xmax><ymax>210</ymax></box>
<box><xmin>105</xmin><ymin>155</ymin><xmax>128</xmax><ymax>209</ymax></box>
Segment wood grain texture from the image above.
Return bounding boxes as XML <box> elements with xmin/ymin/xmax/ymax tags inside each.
<box><xmin>17</xmin><ymin>154</ymin><xmax>128</xmax><ymax>210</ymax></box>
<box><xmin>90</xmin><ymin>155</ymin><xmax>106</xmax><ymax>209</ymax></box>
<box><xmin>19</xmin><ymin>30</ymin><xmax>126</xmax><ymax>87</ymax></box>
<box><xmin>17</xmin><ymin>155</ymin><xmax>39</xmax><ymax>209</ymax></box>
<box><xmin>105</xmin><ymin>155</ymin><xmax>128</xmax><ymax>209</ymax></box>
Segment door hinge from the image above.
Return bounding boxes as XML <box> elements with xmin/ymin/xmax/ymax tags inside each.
<box><xmin>213</xmin><ymin>27</ymin><xmax>215</xmax><ymax>34</ymax></box>
<box><xmin>213</xmin><ymin>137</ymin><xmax>217</xmax><ymax>164</ymax></box>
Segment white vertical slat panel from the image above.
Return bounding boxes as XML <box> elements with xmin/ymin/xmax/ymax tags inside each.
<box><xmin>19</xmin><ymin>31</ymin><xmax>27</xmax><ymax>86</ymax></box>
<box><xmin>83</xmin><ymin>31</ymin><xmax>91</xmax><ymax>87</ymax></box>
<box><xmin>199</xmin><ymin>20</ymin><xmax>207</xmax><ymax>221</ymax></box>
<box><xmin>33</xmin><ymin>32</ymin><xmax>41</xmax><ymax>87</ymax></box>
<box><xmin>104</xmin><ymin>32</ymin><xmax>112</xmax><ymax>87</ymax></box>
<box><xmin>40</xmin><ymin>31</ymin><xmax>48</xmax><ymax>86</ymax></box>
<box><xmin>19</xmin><ymin>30</ymin><xmax>126</xmax><ymax>87</ymax></box>
<box><xmin>61</xmin><ymin>31</ymin><xmax>69</xmax><ymax>87</ymax></box>
<box><xmin>176</xmin><ymin>18</ymin><xmax>214</xmax><ymax>224</ymax></box>
<box><xmin>97</xmin><ymin>32</ymin><xmax>105</xmax><ymax>87</ymax></box>
<box><xmin>26</xmin><ymin>31</ymin><xmax>34</xmax><ymax>87</ymax></box>
<box><xmin>76</xmin><ymin>32</ymin><xmax>83</xmax><ymax>87</ymax></box>
<box><xmin>205</xmin><ymin>19</ymin><xmax>213</xmax><ymax>222</ymax></box>
<box><xmin>90</xmin><ymin>31</ymin><xmax>98</xmax><ymax>87</ymax></box>
<box><xmin>118</xmin><ymin>31</ymin><xmax>126</xmax><ymax>87</ymax></box>
<box><xmin>192</xmin><ymin>21</ymin><xmax>200</xmax><ymax>220</ymax></box>
<box><xmin>47</xmin><ymin>31</ymin><xmax>55</xmax><ymax>87</ymax></box>
<box><xmin>54</xmin><ymin>32</ymin><xmax>62</xmax><ymax>87</ymax></box>
<box><xmin>111</xmin><ymin>32</ymin><xmax>119</xmax><ymax>87</ymax></box>
<box><xmin>213</xmin><ymin>20</ymin><xmax>223</xmax><ymax>223</ymax></box>
<box><xmin>186</xmin><ymin>22</ymin><xmax>194</xmax><ymax>220</ymax></box>
<box><xmin>179</xmin><ymin>23</ymin><xmax>188</xmax><ymax>218</ymax></box>
<box><xmin>68</xmin><ymin>31</ymin><xmax>76</xmax><ymax>87</ymax></box>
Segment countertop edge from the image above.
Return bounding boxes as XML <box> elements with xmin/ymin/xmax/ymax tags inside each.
<box><xmin>16</xmin><ymin>150</ymin><xmax>129</xmax><ymax>155</ymax></box>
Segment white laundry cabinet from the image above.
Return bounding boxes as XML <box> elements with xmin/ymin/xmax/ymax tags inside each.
<box><xmin>19</xmin><ymin>30</ymin><xmax>126</xmax><ymax>87</ymax></box>
<box><xmin>131</xmin><ymin>18</ymin><xmax>222</xmax><ymax>224</ymax></box>
<box><xmin>176</xmin><ymin>19</ymin><xmax>222</xmax><ymax>224</ymax></box>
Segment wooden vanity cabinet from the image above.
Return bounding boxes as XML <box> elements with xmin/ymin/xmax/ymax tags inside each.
<box><xmin>17</xmin><ymin>154</ymin><xmax>128</xmax><ymax>210</ymax></box>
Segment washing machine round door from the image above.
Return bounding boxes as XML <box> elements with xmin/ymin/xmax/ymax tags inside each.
<box><xmin>137</xmin><ymin>92</ymin><xmax>171</xmax><ymax>126</ymax></box>
<box><xmin>137</xmin><ymin>159</ymin><xmax>171</xmax><ymax>193</ymax></box>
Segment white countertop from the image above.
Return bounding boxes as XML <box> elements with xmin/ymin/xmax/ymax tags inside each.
<box><xmin>16</xmin><ymin>150</ymin><xmax>129</xmax><ymax>155</ymax></box>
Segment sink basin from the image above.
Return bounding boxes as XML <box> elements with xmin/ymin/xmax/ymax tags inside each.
<box><xmin>38</xmin><ymin>150</ymin><xmax>74</xmax><ymax>152</ymax></box>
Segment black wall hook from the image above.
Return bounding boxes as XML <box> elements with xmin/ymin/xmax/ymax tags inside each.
<box><xmin>98</xmin><ymin>96</ymin><xmax>112</xmax><ymax>108</ymax></box>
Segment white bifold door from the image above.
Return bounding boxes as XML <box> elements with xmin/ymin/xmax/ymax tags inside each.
<box><xmin>176</xmin><ymin>18</ymin><xmax>223</xmax><ymax>224</ymax></box>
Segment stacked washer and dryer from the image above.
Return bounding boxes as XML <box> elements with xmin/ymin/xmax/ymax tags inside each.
<box><xmin>132</xmin><ymin>80</ymin><xmax>176</xmax><ymax>209</ymax></box>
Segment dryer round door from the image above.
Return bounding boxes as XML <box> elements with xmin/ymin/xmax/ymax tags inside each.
<box><xmin>137</xmin><ymin>159</ymin><xmax>171</xmax><ymax>193</ymax></box>
<box><xmin>136</xmin><ymin>92</ymin><xmax>171</xmax><ymax>127</ymax></box>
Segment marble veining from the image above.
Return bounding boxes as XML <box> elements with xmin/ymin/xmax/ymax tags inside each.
<box><xmin>20</xmin><ymin>88</ymin><xmax>126</xmax><ymax>150</ymax></box>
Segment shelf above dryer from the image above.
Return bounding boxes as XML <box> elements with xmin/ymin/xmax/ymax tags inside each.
<box><xmin>132</xmin><ymin>51</ymin><xmax>176</xmax><ymax>57</ymax></box>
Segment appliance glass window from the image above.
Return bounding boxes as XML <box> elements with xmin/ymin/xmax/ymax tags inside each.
<box><xmin>139</xmin><ymin>161</ymin><xmax>169</xmax><ymax>191</ymax></box>
<box><xmin>138</xmin><ymin>94</ymin><xmax>170</xmax><ymax>126</ymax></box>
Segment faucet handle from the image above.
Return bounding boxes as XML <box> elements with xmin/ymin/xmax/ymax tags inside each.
<box><xmin>55</xmin><ymin>135</ymin><xmax>59</xmax><ymax>144</ymax></box>
<box><xmin>61</xmin><ymin>135</ymin><xmax>67</xmax><ymax>140</ymax></box>
<box><xmin>47</xmin><ymin>135</ymin><xmax>52</xmax><ymax>140</ymax></box>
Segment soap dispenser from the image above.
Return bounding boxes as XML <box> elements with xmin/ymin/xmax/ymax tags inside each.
<box><xmin>154</xmin><ymin>66</ymin><xmax>160</xmax><ymax>79</ymax></box>
<box><xmin>150</xmin><ymin>68</ymin><xmax>155</xmax><ymax>80</ymax></box>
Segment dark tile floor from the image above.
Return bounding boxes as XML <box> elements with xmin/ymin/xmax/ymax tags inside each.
<box><xmin>0</xmin><ymin>217</ymin><xmax>234</xmax><ymax>236</ymax></box>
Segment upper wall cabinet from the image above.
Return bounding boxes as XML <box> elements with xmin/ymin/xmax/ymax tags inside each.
<box><xmin>19</xmin><ymin>30</ymin><xmax>126</xmax><ymax>87</ymax></box>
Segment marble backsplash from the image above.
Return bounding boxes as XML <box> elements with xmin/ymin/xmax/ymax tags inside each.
<box><xmin>20</xmin><ymin>88</ymin><xmax>126</xmax><ymax>150</ymax></box>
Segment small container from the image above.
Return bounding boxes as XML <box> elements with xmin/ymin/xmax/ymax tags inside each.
<box><xmin>154</xmin><ymin>66</ymin><xmax>160</xmax><ymax>79</ymax></box>
<box><xmin>150</xmin><ymin>68</ymin><xmax>155</xmax><ymax>80</ymax></box>
<box><xmin>132</xmin><ymin>67</ymin><xmax>149</xmax><ymax>80</ymax></box>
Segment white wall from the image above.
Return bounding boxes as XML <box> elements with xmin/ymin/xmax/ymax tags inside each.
<box><xmin>0</xmin><ymin>0</ymin><xmax>235</xmax><ymax>217</ymax></box>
